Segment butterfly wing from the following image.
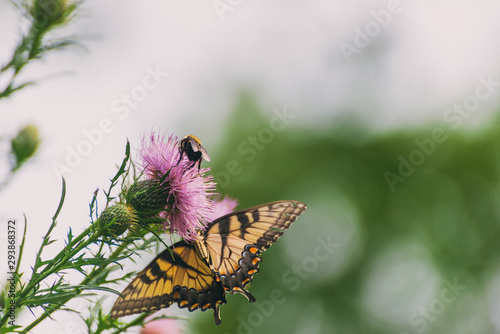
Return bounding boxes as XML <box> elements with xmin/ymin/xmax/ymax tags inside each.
<box><xmin>111</xmin><ymin>240</ymin><xmax>226</xmax><ymax>324</ymax></box>
<box><xmin>198</xmin><ymin>200</ymin><xmax>307</xmax><ymax>301</ymax></box>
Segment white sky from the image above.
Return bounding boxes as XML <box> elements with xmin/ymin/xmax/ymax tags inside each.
<box><xmin>1</xmin><ymin>0</ymin><xmax>500</xmax><ymax>333</ymax></box>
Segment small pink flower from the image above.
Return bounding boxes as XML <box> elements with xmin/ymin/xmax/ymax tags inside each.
<box><xmin>138</xmin><ymin>132</ymin><xmax>217</xmax><ymax>241</ymax></box>
<box><xmin>141</xmin><ymin>319</ymin><xmax>183</xmax><ymax>334</ymax></box>
<box><xmin>208</xmin><ymin>196</ymin><xmax>239</xmax><ymax>221</ymax></box>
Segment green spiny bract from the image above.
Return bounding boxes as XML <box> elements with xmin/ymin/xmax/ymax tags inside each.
<box><xmin>125</xmin><ymin>179</ymin><xmax>170</xmax><ymax>218</ymax></box>
<box><xmin>98</xmin><ymin>204</ymin><xmax>137</xmax><ymax>237</ymax></box>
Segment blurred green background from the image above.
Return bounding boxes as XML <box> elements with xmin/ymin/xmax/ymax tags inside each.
<box><xmin>186</xmin><ymin>94</ymin><xmax>500</xmax><ymax>334</ymax></box>
<box><xmin>3</xmin><ymin>1</ymin><xmax>500</xmax><ymax>333</ymax></box>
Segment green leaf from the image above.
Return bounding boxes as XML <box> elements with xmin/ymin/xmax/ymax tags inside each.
<box><xmin>75</xmin><ymin>285</ymin><xmax>123</xmax><ymax>296</ymax></box>
<box><xmin>1</xmin><ymin>325</ymin><xmax>22</xmax><ymax>334</ymax></box>
<box><xmin>24</xmin><ymin>291</ymin><xmax>95</xmax><ymax>306</ymax></box>
<box><xmin>52</xmin><ymin>177</ymin><xmax>66</xmax><ymax>221</ymax></box>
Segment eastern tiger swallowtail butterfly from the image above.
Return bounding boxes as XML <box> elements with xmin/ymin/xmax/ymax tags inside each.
<box><xmin>176</xmin><ymin>135</ymin><xmax>211</xmax><ymax>171</ymax></box>
<box><xmin>110</xmin><ymin>200</ymin><xmax>307</xmax><ymax>324</ymax></box>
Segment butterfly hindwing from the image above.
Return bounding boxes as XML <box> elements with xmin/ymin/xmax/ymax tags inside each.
<box><xmin>111</xmin><ymin>241</ymin><xmax>226</xmax><ymax>324</ymax></box>
<box><xmin>199</xmin><ymin>201</ymin><xmax>307</xmax><ymax>301</ymax></box>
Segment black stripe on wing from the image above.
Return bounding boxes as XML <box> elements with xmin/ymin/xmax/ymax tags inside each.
<box><xmin>201</xmin><ymin>201</ymin><xmax>307</xmax><ymax>301</ymax></box>
<box><xmin>111</xmin><ymin>240</ymin><xmax>226</xmax><ymax>324</ymax></box>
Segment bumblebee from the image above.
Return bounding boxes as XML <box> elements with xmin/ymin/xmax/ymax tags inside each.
<box><xmin>177</xmin><ymin>135</ymin><xmax>211</xmax><ymax>170</ymax></box>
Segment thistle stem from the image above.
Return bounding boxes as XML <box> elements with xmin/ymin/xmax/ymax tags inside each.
<box><xmin>19</xmin><ymin>239</ymin><xmax>135</xmax><ymax>333</ymax></box>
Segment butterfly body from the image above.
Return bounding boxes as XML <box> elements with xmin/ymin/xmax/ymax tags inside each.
<box><xmin>111</xmin><ymin>201</ymin><xmax>307</xmax><ymax>324</ymax></box>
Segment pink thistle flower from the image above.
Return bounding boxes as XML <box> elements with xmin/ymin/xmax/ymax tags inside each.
<box><xmin>141</xmin><ymin>319</ymin><xmax>183</xmax><ymax>334</ymax></box>
<box><xmin>139</xmin><ymin>132</ymin><xmax>187</xmax><ymax>178</ymax></box>
<box><xmin>208</xmin><ymin>196</ymin><xmax>239</xmax><ymax>221</ymax></box>
<box><xmin>138</xmin><ymin>132</ymin><xmax>217</xmax><ymax>241</ymax></box>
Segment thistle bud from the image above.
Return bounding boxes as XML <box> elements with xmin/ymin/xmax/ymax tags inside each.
<box><xmin>125</xmin><ymin>180</ymin><xmax>170</xmax><ymax>218</ymax></box>
<box><xmin>30</xmin><ymin>0</ymin><xmax>75</xmax><ymax>28</ymax></box>
<box><xmin>98</xmin><ymin>204</ymin><xmax>137</xmax><ymax>237</ymax></box>
<box><xmin>11</xmin><ymin>124</ymin><xmax>39</xmax><ymax>169</ymax></box>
